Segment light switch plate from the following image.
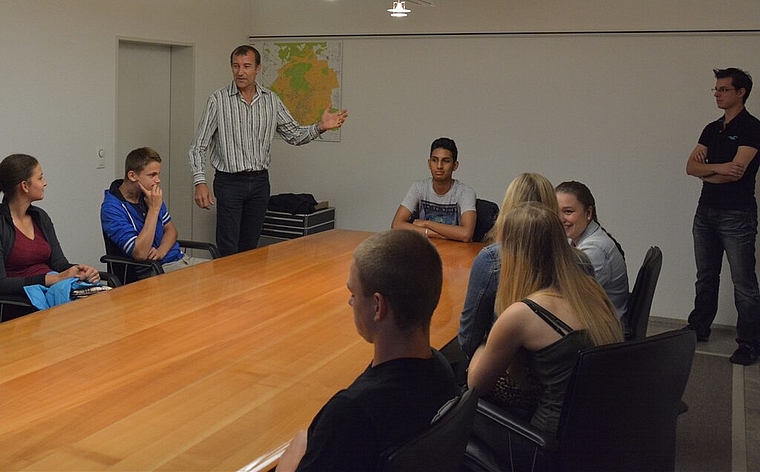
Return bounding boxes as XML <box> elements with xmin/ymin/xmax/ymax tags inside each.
<box><xmin>96</xmin><ymin>147</ymin><xmax>105</xmax><ymax>169</ymax></box>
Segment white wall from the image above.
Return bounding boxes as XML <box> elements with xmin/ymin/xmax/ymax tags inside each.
<box><xmin>3</xmin><ymin>1</ymin><xmax>760</xmax><ymax>327</ymax></box>
<box><xmin>0</xmin><ymin>0</ymin><xmax>251</xmax><ymax>267</ymax></box>
<box><xmin>249</xmin><ymin>0</ymin><xmax>760</xmax><ymax>36</ymax></box>
<box><xmin>250</xmin><ymin>0</ymin><xmax>760</xmax><ymax>326</ymax></box>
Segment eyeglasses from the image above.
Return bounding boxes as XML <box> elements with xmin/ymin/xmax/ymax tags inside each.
<box><xmin>712</xmin><ymin>87</ymin><xmax>736</xmax><ymax>94</ymax></box>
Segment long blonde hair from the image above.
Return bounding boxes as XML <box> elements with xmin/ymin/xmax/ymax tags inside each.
<box><xmin>486</xmin><ymin>173</ymin><xmax>558</xmax><ymax>244</ymax></box>
<box><xmin>495</xmin><ymin>202</ymin><xmax>622</xmax><ymax>346</ymax></box>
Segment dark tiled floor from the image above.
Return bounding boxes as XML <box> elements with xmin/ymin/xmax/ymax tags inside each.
<box><xmin>648</xmin><ymin>317</ymin><xmax>759</xmax><ymax>471</ymax></box>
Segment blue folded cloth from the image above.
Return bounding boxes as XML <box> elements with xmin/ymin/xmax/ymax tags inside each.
<box><xmin>24</xmin><ymin>277</ymin><xmax>104</xmax><ymax>310</ymax></box>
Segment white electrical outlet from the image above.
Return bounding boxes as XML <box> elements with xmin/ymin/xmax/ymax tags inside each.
<box><xmin>96</xmin><ymin>148</ymin><xmax>105</xmax><ymax>169</ymax></box>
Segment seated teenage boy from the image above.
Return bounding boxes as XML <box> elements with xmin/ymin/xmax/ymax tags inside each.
<box><xmin>277</xmin><ymin>229</ymin><xmax>459</xmax><ymax>472</ymax></box>
<box><xmin>101</xmin><ymin>147</ymin><xmax>204</xmax><ymax>277</ymax></box>
<box><xmin>391</xmin><ymin>137</ymin><xmax>477</xmax><ymax>242</ymax></box>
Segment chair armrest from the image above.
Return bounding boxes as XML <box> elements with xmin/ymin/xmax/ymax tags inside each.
<box><xmin>0</xmin><ymin>294</ymin><xmax>33</xmax><ymax>308</ymax></box>
<box><xmin>0</xmin><ymin>293</ymin><xmax>34</xmax><ymax>321</ymax></box>
<box><xmin>177</xmin><ymin>240</ymin><xmax>221</xmax><ymax>259</ymax></box>
<box><xmin>100</xmin><ymin>254</ymin><xmax>164</xmax><ymax>275</ymax></box>
<box><xmin>2</xmin><ymin>272</ymin><xmax>120</xmax><ymax>308</ymax></box>
<box><xmin>476</xmin><ymin>399</ymin><xmax>559</xmax><ymax>453</ymax></box>
<box><xmin>98</xmin><ymin>271</ymin><xmax>122</xmax><ymax>288</ymax></box>
<box><xmin>1</xmin><ymin>273</ymin><xmax>119</xmax><ymax>313</ymax></box>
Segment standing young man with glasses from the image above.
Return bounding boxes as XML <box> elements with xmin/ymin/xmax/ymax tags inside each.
<box><xmin>685</xmin><ymin>67</ymin><xmax>760</xmax><ymax>365</ymax></box>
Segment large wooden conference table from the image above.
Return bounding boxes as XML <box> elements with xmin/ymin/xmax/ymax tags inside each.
<box><xmin>0</xmin><ymin>229</ymin><xmax>482</xmax><ymax>471</ymax></box>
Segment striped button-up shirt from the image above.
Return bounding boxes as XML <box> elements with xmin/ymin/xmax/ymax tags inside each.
<box><xmin>188</xmin><ymin>82</ymin><xmax>321</xmax><ymax>185</ymax></box>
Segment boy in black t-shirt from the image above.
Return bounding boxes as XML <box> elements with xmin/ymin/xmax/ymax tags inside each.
<box><xmin>277</xmin><ymin>230</ymin><xmax>458</xmax><ymax>471</ymax></box>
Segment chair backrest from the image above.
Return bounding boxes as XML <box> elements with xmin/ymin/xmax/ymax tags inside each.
<box><xmin>623</xmin><ymin>246</ymin><xmax>663</xmax><ymax>340</ymax></box>
<box><xmin>383</xmin><ymin>388</ymin><xmax>479</xmax><ymax>472</ymax></box>
<box><xmin>556</xmin><ymin>329</ymin><xmax>696</xmax><ymax>471</ymax></box>
<box><xmin>473</xmin><ymin>199</ymin><xmax>499</xmax><ymax>243</ymax></box>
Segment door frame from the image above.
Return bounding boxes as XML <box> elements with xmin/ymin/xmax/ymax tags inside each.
<box><xmin>115</xmin><ymin>37</ymin><xmax>195</xmax><ymax>239</ymax></box>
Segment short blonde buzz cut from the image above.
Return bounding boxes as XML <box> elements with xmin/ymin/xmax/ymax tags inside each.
<box><xmin>352</xmin><ymin>230</ymin><xmax>442</xmax><ymax>332</ymax></box>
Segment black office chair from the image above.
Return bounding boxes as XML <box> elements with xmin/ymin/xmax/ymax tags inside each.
<box><xmin>1</xmin><ymin>270</ymin><xmax>121</xmax><ymax>322</ymax></box>
<box><xmin>101</xmin><ymin>231</ymin><xmax>220</xmax><ymax>285</ymax></box>
<box><xmin>383</xmin><ymin>387</ymin><xmax>479</xmax><ymax>472</ymax></box>
<box><xmin>623</xmin><ymin>246</ymin><xmax>663</xmax><ymax>340</ymax></box>
<box><xmin>463</xmin><ymin>329</ymin><xmax>696</xmax><ymax>472</ymax></box>
<box><xmin>473</xmin><ymin>199</ymin><xmax>499</xmax><ymax>243</ymax></box>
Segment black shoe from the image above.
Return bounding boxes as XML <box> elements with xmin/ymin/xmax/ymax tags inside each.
<box><xmin>730</xmin><ymin>344</ymin><xmax>759</xmax><ymax>366</ymax></box>
<box><xmin>681</xmin><ymin>324</ymin><xmax>709</xmax><ymax>342</ymax></box>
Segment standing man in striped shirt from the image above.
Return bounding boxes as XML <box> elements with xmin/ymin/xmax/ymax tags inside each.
<box><xmin>188</xmin><ymin>45</ymin><xmax>348</xmax><ymax>256</ymax></box>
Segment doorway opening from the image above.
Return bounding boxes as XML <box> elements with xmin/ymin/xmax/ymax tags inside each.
<box><xmin>116</xmin><ymin>40</ymin><xmax>194</xmax><ymax>239</ymax></box>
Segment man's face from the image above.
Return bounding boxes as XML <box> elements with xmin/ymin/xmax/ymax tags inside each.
<box><xmin>714</xmin><ymin>77</ymin><xmax>743</xmax><ymax>110</ymax></box>
<box><xmin>231</xmin><ymin>51</ymin><xmax>260</xmax><ymax>93</ymax></box>
<box><xmin>427</xmin><ymin>148</ymin><xmax>458</xmax><ymax>184</ymax></box>
<box><xmin>347</xmin><ymin>262</ymin><xmax>375</xmax><ymax>343</ymax></box>
<box><xmin>131</xmin><ymin>161</ymin><xmax>161</xmax><ymax>191</ymax></box>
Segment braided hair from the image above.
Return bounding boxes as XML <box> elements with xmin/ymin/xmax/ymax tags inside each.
<box><xmin>555</xmin><ymin>181</ymin><xmax>625</xmax><ymax>259</ymax></box>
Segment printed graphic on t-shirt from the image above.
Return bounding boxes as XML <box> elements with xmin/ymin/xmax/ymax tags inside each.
<box><xmin>419</xmin><ymin>200</ymin><xmax>460</xmax><ymax>225</ymax></box>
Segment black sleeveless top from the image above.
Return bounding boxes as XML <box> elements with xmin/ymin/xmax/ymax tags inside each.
<box><xmin>521</xmin><ymin>298</ymin><xmax>594</xmax><ymax>435</ymax></box>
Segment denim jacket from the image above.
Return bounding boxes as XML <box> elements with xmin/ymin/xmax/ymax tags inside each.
<box><xmin>458</xmin><ymin>243</ymin><xmax>500</xmax><ymax>359</ymax></box>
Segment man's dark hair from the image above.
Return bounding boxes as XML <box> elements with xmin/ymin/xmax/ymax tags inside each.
<box><xmin>430</xmin><ymin>137</ymin><xmax>458</xmax><ymax>162</ymax></box>
<box><xmin>230</xmin><ymin>45</ymin><xmax>260</xmax><ymax>66</ymax></box>
<box><xmin>715</xmin><ymin>67</ymin><xmax>753</xmax><ymax>104</ymax></box>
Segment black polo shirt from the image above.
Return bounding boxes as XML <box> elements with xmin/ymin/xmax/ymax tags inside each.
<box><xmin>698</xmin><ymin>108</ymin><xmax>760</xmax><ymax>210</ymax></box>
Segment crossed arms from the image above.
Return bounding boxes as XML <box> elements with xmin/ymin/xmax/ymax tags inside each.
<box><xmin>686</xmin><ymin>144</ymin><xmax>758</xmax><ymax>184</ymax></box>
<box><xmin>391</xmin><ymin>205</ymin><xmax>476</xmax><ymax>242</ymax></box>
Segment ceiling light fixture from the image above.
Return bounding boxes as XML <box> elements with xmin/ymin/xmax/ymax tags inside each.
<box><xmin>387</xmin><ymin>1</ymin><xmax>411</xmax><ymax>17</ymax></box>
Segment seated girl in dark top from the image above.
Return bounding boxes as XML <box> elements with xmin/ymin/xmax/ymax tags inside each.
<box><xmin>0</xmin><ymin>154</ymin><xmax>99</xmax><ymax>320</ymax></box>
<box><xmin>467</xmin><ymin>202</ymin><xmax>622</xmax><ymax>435</ymax></box>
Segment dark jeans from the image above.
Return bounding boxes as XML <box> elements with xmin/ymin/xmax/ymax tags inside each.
<box><xmin>213</xmin><ymin>170</ymin><xmax>270</xmax><ymax>257</ymax></box>
<box><xmin>688</xmin><ymin>205</ymin><xmax>760</xmax><ymax>344</ymax></box>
